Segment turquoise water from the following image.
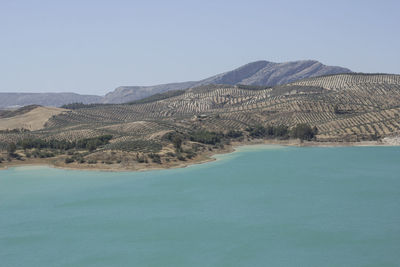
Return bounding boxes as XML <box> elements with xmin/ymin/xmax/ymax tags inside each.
<box><xmin>1</xmin><ymin>146</ymin><xmax>400</xmax><ymax>267</ymax></box>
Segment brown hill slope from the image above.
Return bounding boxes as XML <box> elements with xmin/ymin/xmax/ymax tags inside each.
<box><xmin>0</xmin><ymin>106</ymin><xmax>67</xmax><ymax>132</ymax></box>
<box><xmin>1</xmin><ymin>73</ymin><xmax>399</xmax><ymax>170</ymax></box>
<box><xmin>1</xmin><ymin>73</ymin><xmax>398</xmax><ymax>145</ymax></box>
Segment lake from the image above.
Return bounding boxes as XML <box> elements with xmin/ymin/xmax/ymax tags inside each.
<box><xmin>1</xmin><ymin>146</ymin><xmax>400</xmax><ymax>266</ymax></box>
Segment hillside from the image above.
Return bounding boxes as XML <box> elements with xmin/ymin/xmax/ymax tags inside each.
<box><xmin>2</xmin><ymin>73</ymin><xmax>399</xmax><ymax>142</ymax></box>
<box><xmin>102</xmin><ymin>60</ymin><xmax>351</xmax><ymax>103</ymax></box>
<box><xmin>0</xmin><ymin>106</ymin><xmax>67</xmax><ymax>131</ymax></box>
<box><xmin>1</xmin><ymin>73</ymin><xmax>399</xmax><ymax>171</ymax></box>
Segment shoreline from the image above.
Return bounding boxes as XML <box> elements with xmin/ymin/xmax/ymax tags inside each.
<box><xmin>0</xmin><ymin>139</ymin><xmax>398</xmax><ymax>172</ymax></box>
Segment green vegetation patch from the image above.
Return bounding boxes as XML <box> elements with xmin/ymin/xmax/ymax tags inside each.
<box><xmin>290</xmin><ymin>124</ymin><xmax>318</xmax><ymax>141</ymax></box>
<box><xmin>61</xmin><ymin>103</ymin><xmax>111</xmax><ymax>110</ymax></box>
<box><xmin>246</xmin><ymin>124</ymin><xmax>318</xmax><ymax>141</ymax></box>
<box><xmin>16</xmin><ymin>135</ymin><xmax>113</xmax><ymax>151</ymax></box>
<box><xmin>128</xmin><ymin>90</ymin><xmax>186</xmax><ymax>105</ymax></box>
<box><xmin>237</xmin><ymin>84</ymin><xmax>271</xmax><ymax>90</ymax></box>
<box><xmin>246</xmin><ymin>125</ymin><xmax>289</xmax><ymax>139</ymax></box>
<box><xmin>0</xmin><ymin>141</ymin><xmax>8</xmax><ymax>151</ymax></box>
<box><xmin>106</xmin><ymin>140</ymin><xmax>162</xmax><ymax>153</ymax></box>
<box><xmin>76</xmin><ymin>135</ymin><xmax>113</xmax><ymax>151</ymax></box>
<box><xmin>189</xmin><ymin>130</ymin><xmax>224</xmax><ymax>145</ymax></box>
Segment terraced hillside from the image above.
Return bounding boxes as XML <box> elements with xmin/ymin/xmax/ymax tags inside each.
<box><xmin>0</xmin><ymin>73</ymin><xmax>399</xmax><ymax>169</ymax></box>
<box><xmin>2</xmin><ymin>73</ymin><xmax>399</xmax><ymax>142</ymax></box>
<box><xmin>102</xmin><ymin>60</ymin><xmax>351</xmax><ymax>103</ymax></box>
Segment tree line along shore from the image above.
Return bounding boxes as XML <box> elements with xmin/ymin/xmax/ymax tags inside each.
<box><xmin>0</xmin><ymin>123</ymin><xmax>318</xmax><ymax>169</ymax></box>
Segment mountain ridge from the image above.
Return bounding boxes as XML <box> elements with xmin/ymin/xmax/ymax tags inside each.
<box><xmin>102</xmin><ymin>60</ymin><xmax>351</xmax><ymax>103</ymax></box>
<box><xmin>0</xmin><ymin>93</ymin><xmax>102</xmax><ymax>109</ymax></box>
<box><xmin>0</xmin><ymin>60</ymin><xmax>351</xmax><ymax>108</ymax></box>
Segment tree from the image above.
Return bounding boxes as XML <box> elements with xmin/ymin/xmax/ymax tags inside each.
<box><xmin>225</xmin><ymin>130</ymin><xmax>243</xmax><ymax>138</ymax></box>
<box><xmin>246</xmin><ymin>125</ymin><xmax>289</xmax><ymax>139</ymax></box>
<box><xmin>290</xmin><ymin>124</ymin><xmax>316</xmax><ymax>141</ymax></box>
<box><xmin>246</xmin><ymin>125</ymin><xmax>267</xmax><ymax>138</ymax></box>
<box><xmin>172</xmin><ymin>135</ymin><xmax>182</xmax><ymax>152</ymax></box>
<box><xmin>189</xmin><ymin>131</ymin><xmax>222</xmax><ymax>145</ymax></box>
<box><xmin>7</xmin><ymin>143</ymin><xmax>16</xmax><ymax>155</ymax></box>
<box><xmin>86</xmin><ymin>140</ymin><xmax>97</xmax><ymax>152</ymax></box>
<box><xmin>273</xmin><ymin>125</ymin><xmax>289</xmax><ymax>138</ymax></box>
<box><xmin>334</xmin><ymin>104</ymin><xmax>340</xmax><ymax>114</ymax></box>
<box><xmin>65</xmin><ymin>157</ymin><xmax>74</xmax><ymax>164</ymax></box>
<box><xmin>312</xmin><ymin>126</ymin><xmax>319</xmax><ymax>136</ymax></box>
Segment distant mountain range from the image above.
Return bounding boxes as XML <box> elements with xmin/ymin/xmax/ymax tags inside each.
<box><xmin>0</xmin><ymin>60</ymin><xmax>351</xmax><ymax>108</ymax></box>
<box><xmin>0</xmin><ymin>93</ymin><xmax>102</xmax><ymax>109</ymax></box>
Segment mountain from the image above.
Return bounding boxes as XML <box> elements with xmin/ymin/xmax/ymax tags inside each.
<box><xmin>0</xmin><ymin>60</ymin><xmax>351</xmax><ymax>108</ymax></box>
<box><xmin>0</xmin><ymin>93</ymin><xmax>102</xmax><ymax>109</ymax></box>
<box><xmin>102</xmin><ymin>60</ymin><xmax>352</xmax><ymax>103</ymax></box>
<box><xmin>102</xmin><ymin>81</ymin><xmax>197</xmax><ymax>105</ymax></box>
<box><xmin>200</xmin><ymin>60</ymin><xmax>351</xmax><ymax>86</ymax></box>
<box><xmin>1</xmin><ymin>73</ymin><xmax>399</xmax><ymax>168</ymax></box>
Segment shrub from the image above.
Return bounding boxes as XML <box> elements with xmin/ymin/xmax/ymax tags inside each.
<box><xmin>7</xmin><ymin>143</ymin><xmax>16</xmax><ymax>155</ymax></box>
<box><xmin>225</xmin><ymin>130</ymin><xmax>243</xmax><ymax>139</ymax></box>
<box><xmin>177</xmin><ymin>154</ymin><xmax>186</xmax><ymax>161</ymax></box>
<box><xmin>39</xmin><ymin>151</ymin><xmax>54</xmax><ymax>158</ymax></box>
<box><xmin>185</xmin><ymin>150</ymin><xmax>197</xmax><ymax>159</ymax></box>
<box><xmin>65</xmin><ymin>158</ymin><xmax>74</xmax><ymax>164</ymax></box>
<box><xmin>14</xmin><ymin>154</ymin><xmax>22</xmax><ymax>160</ymax></box>
<box><xmin>136</xmin><ymin>154</ymin><xmax>147</xmax><ymax>163</ymax></box>
<box><xmin>334</xmin><ymin>104</ymin><xmax>340</xmax><ymax>114</ymax></box>
<box><xmin>149</xmin><ymin>153</ymin><xmax>161</xmax><ymax>164</ymax></box>
<box><xmin>166</xmin><ymin>152</ymin><xmax>176</xmax><ymax>157</ymax></box>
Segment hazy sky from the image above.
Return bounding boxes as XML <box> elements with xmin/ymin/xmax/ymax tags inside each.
<box><xmin>1</xmin><ymin>0</ymin><xmax>399</xmax><ymax>95</ymax></box>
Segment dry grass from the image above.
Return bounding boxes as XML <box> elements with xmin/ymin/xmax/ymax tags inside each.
<box><xmin>0</xmin><ymin>106</ymin><xmax>67</xmax><ymax>131</ymax></box>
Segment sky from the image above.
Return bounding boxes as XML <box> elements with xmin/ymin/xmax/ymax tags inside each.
<box><xmin>0</xmin><ymin>0</ymin><xmax>399</xmax><ymax>95</ymax></box>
